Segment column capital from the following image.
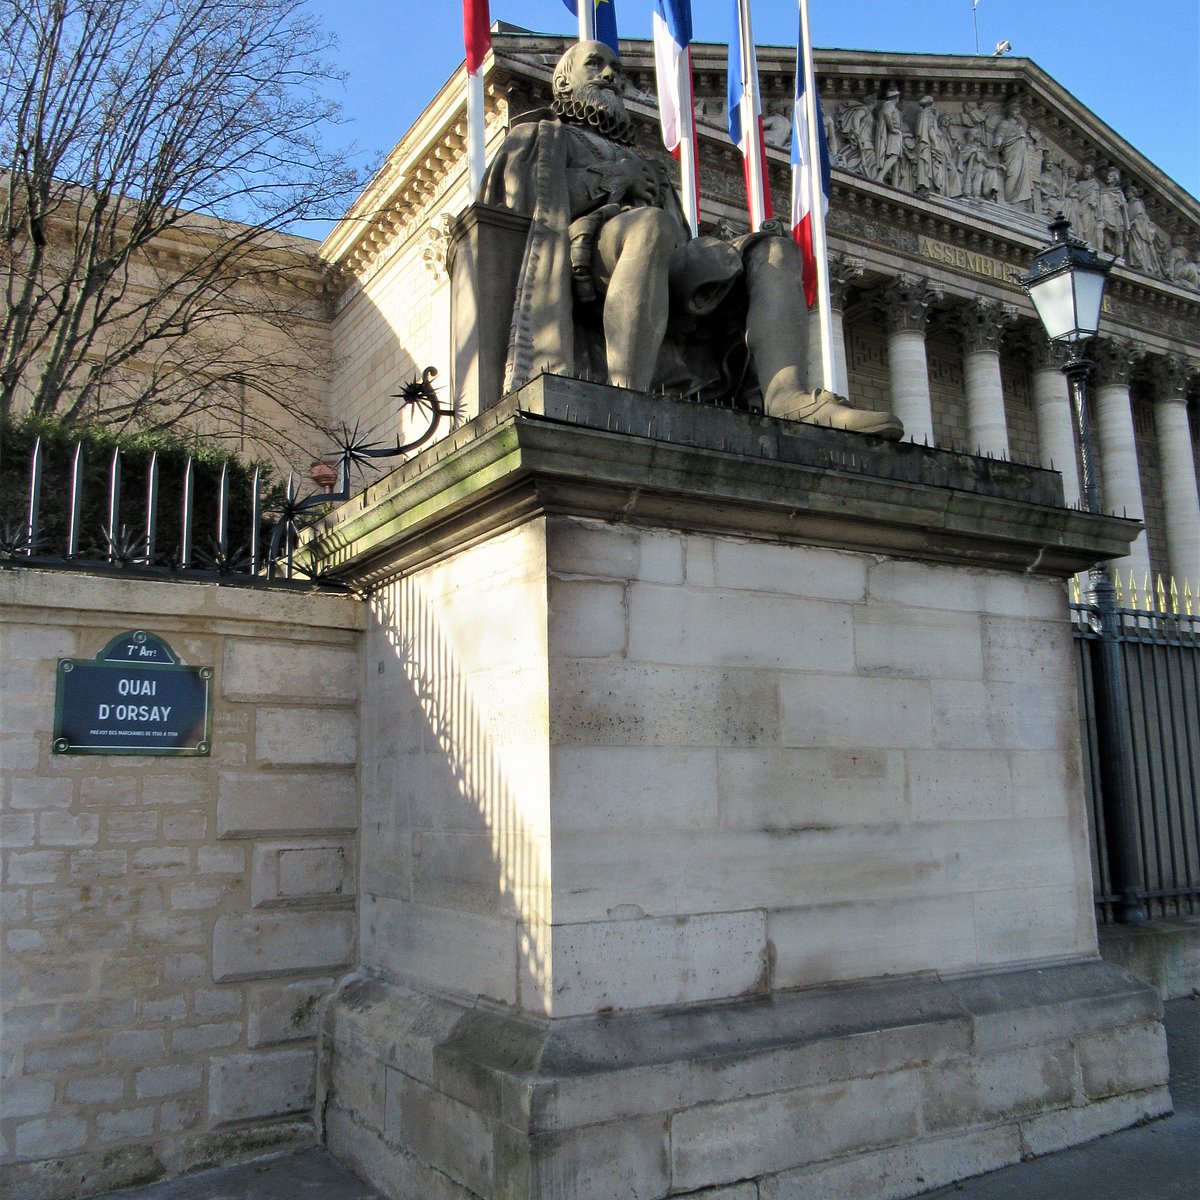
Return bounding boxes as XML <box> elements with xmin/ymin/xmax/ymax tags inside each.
<box><xmin>1092</xmin><ymin>337</ymin><xmax>1144</xmax><ymax>388</ymax></box>
<box><xmin>1147</xmin><ymin>353</ymin><xmax>1200</xmax><ymax>404</ymax></box>
<box><xmin>952</xmin><ymin>298</ymin><xmax>1019</xmax><ymax>355</ymax></box>
<box><xmin>827</xmin><ymin>253</ymin><xmax>865</xmax><ymax>311</ymax></box>
<box><xmin>1011</xmin><ymin>323</ymin><xmax>1069</xmax><ymax>372</ymax></box>
<box><xmin>877</xmin><ymin>274</ymin><xmax>943</xmax><ymax>334</ymax></box>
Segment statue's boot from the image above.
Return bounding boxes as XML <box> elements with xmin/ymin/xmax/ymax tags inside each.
<box><xmin>764</xmin><ymin>371</ymin><xmax>904</xmax><ymax>440</ymax></box>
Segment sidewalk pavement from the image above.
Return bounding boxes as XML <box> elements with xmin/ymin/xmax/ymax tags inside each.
<box><xmin>93</xmin><ymin>996</ymin><xmax>1198</xmax><ymax>1200</ymax></box>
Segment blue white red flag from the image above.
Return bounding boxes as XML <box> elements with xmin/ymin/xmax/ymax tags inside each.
<box><xmin>464</xmin><ymin>0</ymin><xmax>490</xmax><ymax>75</ymax></box>
<box><xmin>727</xmin><ymin>0</ymin><xmax>771</xmax><ymax>227</ymax></box>
<box><xmin>653</xmin><ymin>0</ymin><xmax>699</xmax><ymax>232</ymax></box>
<box><xmin>562</xmin><ymin>0</ymin><xmax>620</xmax><ymax>55</ymax></box>
<box><xmin>791</xmin><ymin>14</ymin><xmax>830</xmax><ymax>308</ymax></box>
<box><xmin>463</xmin><ymin>0</ymin><xmax>491</xmax><ymax>191</ymax></box>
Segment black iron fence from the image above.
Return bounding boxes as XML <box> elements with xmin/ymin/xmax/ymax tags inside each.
<box><xmin>0</xmin><ymin>369</ymin><xmax>451</xmax><ymax>589</ymax></box>
<box><xmin>1074</xmin><ymin>595</ymin><xmax>1200</xmax><ymax>922</ymax></box>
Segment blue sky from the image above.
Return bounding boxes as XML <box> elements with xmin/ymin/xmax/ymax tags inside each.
<box><xmin>306</xmin><ymin>0</ymin><xmax>1198</xmax><ymax>213</ymax></box>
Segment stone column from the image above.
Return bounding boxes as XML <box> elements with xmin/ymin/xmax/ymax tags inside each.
<box><xmin>1151</xmin><ymin>356</ymin><xmax>1200</xmax><ymax>587</ymax></box>
<box><xmin>809</xmin><ymin>253</ymin><xmax>864</xmax><ymax>397</ymax></box>
<box><xmin>1093</xmin><ymin>338</ymin><xmax>1152</xmax><ymax>584</ymax></box>
<box><xmin>955</xmin><ymin>299</ymin><xmax>1017</xmax><ymax>458</ymax></box>
<box><xmin>879</xmin><ymin>274</ymin><xmax>942</xmax><ymax>446</ymax></box>
<box><xmin>1026</xmin><ymin>333</ymin><xmax>1081</xmax><ymax>505</ymax></box>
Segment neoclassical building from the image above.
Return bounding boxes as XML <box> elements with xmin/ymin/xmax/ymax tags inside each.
<box><xmin>318</xmin><ymin>30</ymin><xmax>1200</xmax><ymax>592</ymax></box>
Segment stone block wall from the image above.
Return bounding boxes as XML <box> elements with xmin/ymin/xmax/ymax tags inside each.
<box><xmin>541</xmin><ymin>515</ymin><xmax>1099</xmax><ymax>1016</ymax></box>
<box><xmin>0</xmin><ymin>570</ymin><xmax>364</xmax><ymax>1198</ymax></box>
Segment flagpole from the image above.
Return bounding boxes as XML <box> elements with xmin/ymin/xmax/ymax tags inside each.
<box><xmin>738</xmin><ymin>0</ymin><xmax>766</xmax><ymax>229</ymax></box>
<box><xmin>679</xmin><ymin>48</ymin><xmax>700</xmax><ymax>235</ymax></box>
<box><xmin>579</xmin><ymin>0</ymin><xmax>595</xmax><ymax>41</ymax></box>
<box><xmin>463</xmin><ymin>0</ymin><xmax>490</xmax><ymax>196</ymax></box>
<box><xmin>799</xmin><ymin>0</ymin><xmax>835</xmax><ymax>392</ymax></box>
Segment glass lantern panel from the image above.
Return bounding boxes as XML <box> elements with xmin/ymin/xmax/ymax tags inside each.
<box><xmin>1071</xmin><ymin>271</ymin><xmax>1107</xmax><ymax>336</ymax></box>
<box><xmin>1028</xmin><ymin>272</ymin><xmax>1078</xmax><ymax>341</ymax></box>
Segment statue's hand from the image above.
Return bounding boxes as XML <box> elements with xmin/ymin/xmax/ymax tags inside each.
<box><xmin>596</xmin><ymin>158</ymin><xmax>659</xmax><ymax>207</ymax></box>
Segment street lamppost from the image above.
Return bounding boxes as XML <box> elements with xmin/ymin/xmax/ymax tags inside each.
<box><xmin>1024</xmin><ymin>214</ymin><xmax>1146</xmax><ymax>924</ymax></box>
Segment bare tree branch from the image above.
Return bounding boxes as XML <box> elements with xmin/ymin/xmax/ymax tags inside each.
<box><xmin>1</xmin><ymin>0</ymin><xmax>361</xmax><ymax>463</ymax></box>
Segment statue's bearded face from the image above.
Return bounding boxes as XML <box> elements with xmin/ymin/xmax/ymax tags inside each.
<box><xmin>555</xmin><ymin>41</ymin><xmax>628</xmax><ymax>123</ymax></box>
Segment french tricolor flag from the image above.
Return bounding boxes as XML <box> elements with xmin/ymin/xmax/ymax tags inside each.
<box><xmin>562</xmin><ymin>0</ymin><xmax>620</xmax><ymax>55</ymax></box>
<box><xmin>727</xmin><ymin>0</ymin><xmax>771</xmax><ymax>229</ymax></box>
<box><xmin>791</xmin><ymin>8</ymin><xmax>830</xmax><ymax>308</ymax></box>
<box><xmin>653</xmin><ymin>0</ymin><xmax>699</xmax><ymax>234</ymax></box>
<box><xmin>463</xmin><ymin>0</ymin><xmax>491</xmax><ymax>192</ymax></box>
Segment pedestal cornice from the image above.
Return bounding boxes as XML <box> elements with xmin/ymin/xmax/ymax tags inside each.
<box><xmin>303</xmin><ymin>378</ymin><xmax>1139</xmax><ymax>591</ymax></box>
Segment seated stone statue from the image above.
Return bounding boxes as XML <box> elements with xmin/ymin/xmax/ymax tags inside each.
<box><xmin>477</xmin><ymin>40</ymin><xmax>902</xmax><ymax>438</ymax></box>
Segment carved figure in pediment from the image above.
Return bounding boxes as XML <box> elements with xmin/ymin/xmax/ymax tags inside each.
<box><xmin>960</xmin><ymin>98</ymin><xmax>993</xmax><ymax>136</ymax></box>
<box><xmin>1166</xmin><ymin>235</ymin><xmax>1200</xmax><ymax>291</ymax></box>
<box><xmin>993</xmin><ymin>97</ymin><xmax>1033</xmax><ymax>208</ymax></box>
<box><xmin>1070</xmin><ymin>164</ymin><xmax>1102</xmax><ymax>248</ymax></box>
<box><xmin>471</xmin><ymin>41</ymin><xmax>903</xmax><ymax>435</ymax></box>
<box><xmin>874</xmin><ymin>89</ymin><xmax>912</xmax><ymax>189</ymax></box>
<box><xmin>1098</xmin><ymin>168</ymin><xmax>1129</xmax><ymax>259</ymax></box>
<box><xmin>836</xmin><ymin>95</ymin><xmax>876</xmax><ymax>176</ymax></box>
<box><xmin>914</xmin><ymin>98</ymin><xmax>964</xmax><ymax>199</ymax></box>
<box><xmin>823</xmin><ymin>105</ymin><xmax>839</xmax><ymax>165</ymax></box>
<box><xmin>1124</xmin><ymin>185</ymin><xmax>1162</xmax><ymax>275</ymax></box>
<box><xmin>961</xmin><ymin>126</ymin><xmax>1002</xmax><ymax>201</ymax></box>
<box><xmin>695</xmin><ymin>95</ymin><xmax>727</xmax><ymax>129</ymax></box>
<box><xmin>762</xmin><ymin>100</ymin><xmax>792</xmax><ymax>149</ymax></box>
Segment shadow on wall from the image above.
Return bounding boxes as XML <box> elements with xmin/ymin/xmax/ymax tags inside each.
<box><xmin>362</xmin><ymin>568</ymin><xmax>549</xmax><ymax>1009</ymax></box>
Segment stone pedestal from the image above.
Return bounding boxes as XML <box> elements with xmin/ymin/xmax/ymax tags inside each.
<box><xmin>305</xmin><ymin>379</ymin><xmax>1164</xmax><ymax>1200</ymax></box>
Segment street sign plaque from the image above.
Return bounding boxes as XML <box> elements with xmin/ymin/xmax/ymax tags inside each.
<box><xmin>53</xmin><ymin>631</ymin><xmax>212</xmax><ymax>756</ymax></box>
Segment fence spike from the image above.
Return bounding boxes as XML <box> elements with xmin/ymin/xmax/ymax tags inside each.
<box><xmin>145</xmin><ymin>451</ymin><xmax>159</xmax><ymax>565</ymax></box>
<box><xmin>107</xmin><ymin>447</ymin><xmax>122</xmax><ymax>563</ymax></box>
<box><xmin>26</xmin><ymin>436</ymin><xmax>43</xmax><ymax>556</ymax></box>
<box><xmin>250</xmin><ymin>467</ymin><xmax>261</xmax><ymax>575</ymax></box>
<box><xmin>66</xmin><ymin>443</ymin><xmax>84</xmax><ymax>558</ymax></box>
<box><xmin>180</xmin><ymin>458</ymin><xmax>194</xmax><ymax>568</ymax></box>
<box><xmin>217</xmin><ymin>462</ymin><xmax>229</xmax><ymax>560</ymax></box>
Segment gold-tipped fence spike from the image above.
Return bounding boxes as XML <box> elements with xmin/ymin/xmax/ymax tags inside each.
<box><xmin>1156</xmin><ymin>574</ymin><xmax>1168</xmax><ymax>612</ymax></box>
<box><xmin>1169</xmin><ymin>576</ymin><xmax>1179</xmax><ymax>612</ymax></box>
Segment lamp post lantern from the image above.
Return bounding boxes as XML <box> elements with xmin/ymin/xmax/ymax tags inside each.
<box><xmin>1024</xmin><ymin>215</ymin><xmax>1146</xmax><ymax>924</ymax></box>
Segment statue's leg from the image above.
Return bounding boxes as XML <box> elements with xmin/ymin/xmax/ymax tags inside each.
<box><xmin>744</xmin><ymin>236</ymin><xmax>903</xmax><ymax>439</ymax></box>
<box><xmin>593</xmin><ymin>208</ymin><xmax>677</xmax><ymax>391</ymax></box>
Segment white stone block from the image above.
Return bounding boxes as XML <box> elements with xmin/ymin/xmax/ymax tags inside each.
<box><xmin>627</xmin><ymin>585</ymin><xmax>853</xmax><ymax>672</ymax></box>
<box><xmin>217</xmin><ymin>769</ymin><xmax>357</xmax><ymax>836</ymax></box>
<box><xmin>247</xmin><ymin>977</ymin><xmax>333</xmax><ymax>1046</ymax></box>
<box><xmin>769</xmin><ymin>895</ymin><xmax>979</xmax><ymax>988</ymax></box>
<box><xmin>97</xmin><ymin>1107</ymin><xmax>156</xmax><ymax>1143</ymax></box>
<box><xmin>212</xmin><ymin>911</ymin><xmax>355</xmax><ymax>981</ymax></box>
<box><xmin>907</xmin><ymin>749</ymin><xmax>1014</xmax><ymax>822</ymax></box>
<box><xmin>552</xmin><ymin>745</ymin><xmax>719</xmax><ymax>831</ymax></box>
<box><xmin>0</xmin><ymin>1079</ymin><xmax>55</xmax><ymax>1119</ymax></box>
<box><xmin>718</xmin><ymin>747</ymin><xmax>906</xmax><ymax>829</ymax></box>
<box><xmin>134</xmin><ymin>1063</ymin><xmax>203</xmax><ymax>1099</ymax></box>
<box><xmin>712</xmin><ymin>540</ymin><xmax>867</xmax><ymax>602</ymax></box>
<box><xmin>550</xmin><ymin>661</ymin><xmax>778</xmax><ymax>747</ymax></box>
<box><xmin>251</xmin><ymin>840</ymin><xmax>354</xmax><ymax>907</ymax></box>
<box><xmin>208</xmin><ymin>1048</ymin><xmax>314</xmax><ymax>1123</ymax></box>
<box><xmin>780</xmin><ymin>675</ymin><xmax>933</xmax><ymax>749</ymax></box>
<box><xmin>671</xmin><ymin>1069</ymin><xmax>921</xmax><ymax>1190</ymax></box>
<box><xmin>549</xmin><ymin>910</ymin><xmax>766</xmax><ymax>1016</ymax></box>
<box><xmin>547</xmin><ymin>517</ymin><xmax>684</xmax><ymax>585</ymax></box>
<box><xmin>222</xmin><ymin>640</ymin><xmax>359</xmax><ymax>703</ymax></box>
<box><xmin>362</xmin><ymin>895</ymin><xmax>516</xmax><ymax>1006</ymax></box>
<box><xmin>1077</xmin><ymin>1021</ymin><xmax>1170</xmax><ymax>1099</ymax></box>
<box><xmin>14</xmin><ymin>1116</ymin><xmax>87</xmax><ymax>1158</ymax></box>
<box><xmin>547</xmin><ymin>578</ymin><xmax>627</xmax><ymax>658</ymax></box>
<box><xmin>255</xmin><ymin>707</ymin><xmax>357</xmax><ymax>766</ymax></box>
<box><xmin>854</xmin><ymin>606</ymin><xmax>984</xmax><ymax>680</ymax></box>
<box><xmin>762</xmin><ymin>1125</ymin><xmax>1021</xmax><ymax>1200</ymax></box>
<box><xmin>385</xmin><ymin>1069</ymin><xmax>492</xmax><ymax>1196</ymax></box>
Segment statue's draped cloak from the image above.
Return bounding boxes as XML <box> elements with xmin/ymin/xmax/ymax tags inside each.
<box><xmin>479</xmin><ymin>118</ymin><xmax>747</xmax><ymax>397</ymax></box>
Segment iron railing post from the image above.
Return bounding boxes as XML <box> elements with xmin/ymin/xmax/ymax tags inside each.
<box><xmin>1066</xmin><ymin>356</ymin><xmax>1147</xmax><ymax>924</ymax></box>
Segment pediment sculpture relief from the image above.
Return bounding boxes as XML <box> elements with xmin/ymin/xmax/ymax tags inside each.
<box><xmin>681</xmin><ymin>81</ymin><xmax>1198</xmax><ymax>294</ymax></box>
